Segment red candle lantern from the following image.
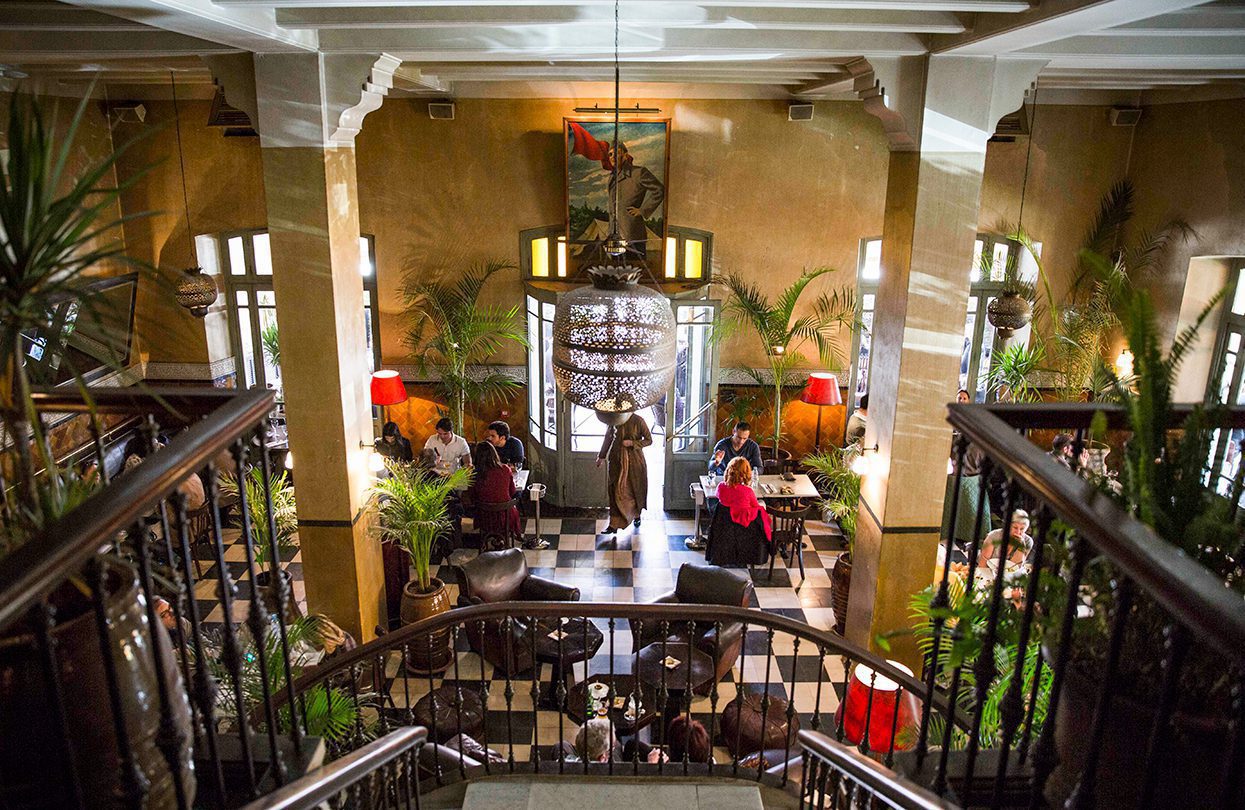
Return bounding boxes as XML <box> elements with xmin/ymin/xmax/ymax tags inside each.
<box><xmin>835</xmin><ymin>661</ymin><xmax>921</xmax><ymax>754</ymax></box>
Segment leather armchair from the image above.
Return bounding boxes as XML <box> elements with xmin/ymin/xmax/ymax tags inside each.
<box><xmin>452</xmin><ymin>548</ymin><xmax>580</xmax><ymax>674</ymax></box>
<box><xmin>630</xmin><ymin>562</ymin><xmax>754</xmax><ymax>693</ymax></box>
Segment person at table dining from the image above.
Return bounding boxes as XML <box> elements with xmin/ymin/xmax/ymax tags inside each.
<box><xmin>377</xmin><ymin>421</ymin><xmax>413</xmax><ymax>463</ymax></box>
<box><xmin>845</xmin><ymin>394</ymin><xmax>868</xmax><ymax>447</ymax></box>
<box><xmin>424</xmin><ymin>417</ymin><xmax>472</xmax><ymax>475</ymax></box>
<box><xmin>484</xmin><ymin>420</ymin><xmax>524</xmax><ymax>469</ymax></box>
<box><xmin>716</xmin><ymin>457</ymin><xmax>772</xmax><ymax>543</ymax></box>
<box><xmin>708</xmin><ymin>421</ymin><xmax>763</xmax><ymax>477</ymax></box>
<box><xmin>977</xmin><ymin>509</ymin><xmax>1033</xmax><ymax>574</ymax></box>
<box><xmin>469</xmin><ymin>441</ymin><xmax>546</xmax><ymax>550</ymax></box>
<box><xmin>596</xmin><ymin>412</ymin><xmax>652</xmax><ymax>534</ymax></box>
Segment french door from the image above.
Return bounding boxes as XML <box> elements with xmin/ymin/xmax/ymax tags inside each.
<box><xmin>663</xmin><ymin>299</ymin><xmax>720</xmax><ymax>510</ymax></box>
<box><xmin>1206</xmin><ymin>269</ymin><xmax>1245</xmax><ymax>495</ymax></box>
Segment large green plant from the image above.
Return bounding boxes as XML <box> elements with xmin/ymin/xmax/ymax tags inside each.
<box><xmin>716</xmin><ymin>268</ymin><xmax>855</xmax><ymax>453</ymax></box>
<box><xmin>221</xmin><ymin>467</ymin><xmax>298</xmax><ymax>569</ymax></box>
<box><xmin>371</xmin><ymin>463</ymin><xmax>472</xmax><ymax>593</ymax></box>
<box><xmin>400</xmin><ymin>260</ymin><xmax>528</xmax><ymax>431</ymax></box>
<box><xmin>0</xmin><ymin>89</ymin><xmax>153</xmax><ymax>554</ymax></box>
<box><xmin>801</xmin><ymin>446</ymin><xmax>861</xmax><ymax>557</ymax></box>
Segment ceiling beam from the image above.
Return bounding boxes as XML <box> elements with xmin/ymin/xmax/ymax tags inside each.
<box><xmin>316</xmin><ymin>27</ymin><xmax>928</xmax><ymax>59</ymax></box>
<box><xmin>275</xmin><ymin>6</ymin><xmax>967</xmax><ymax>34</ymax></box>
<box><xmin>1018</xmin><ymin>34</ymin><xmax>1245</xmax><ymax>66</ymax></box>
<box><xmin>932</xmin><ymin>0</ymin><xmax>1207</xmax><ymax>55</ymax></box>
<box><xmin>0</xmin><ymin>29</ymin><xmax>238</xmax><ymax>61</ymax></box>
<box><xmin>0</xmin><ymin>4</ymin><xmax>154</xmax><ymax>32</ymax></box>
<box><xmin>58</xmin><ymin>0</ymin><xmax>317</xmax><ymax>52</ymax></box>
<box><xmin>220</xmin><ymin>0</ymin><xmax>1032</xmax><ymax>10</ymax></box>
<box><xmin>1101</xmin><ymin>5</ymin><xmax>1245</xmax><ymax>37</ymax></box>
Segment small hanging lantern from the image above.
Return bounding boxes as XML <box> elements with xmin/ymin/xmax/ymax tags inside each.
<box><xmin>552</xmin><ymin>265</ymin><xmax>676</xmax><ymax>425</ymax></box>
<box><xmin>987</xmin><ymin>292</ymin><xmax>1032</xmax><ymax>339</ymax></box>
<box><xmin>175</xmin><ymin>266</ymin><xmax>218</xmax><ymax>317</ymax></box>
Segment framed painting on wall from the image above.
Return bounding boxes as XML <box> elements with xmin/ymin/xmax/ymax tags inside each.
<box><xmin>564</xmin><ymin>117</ymin><xmax>670</xmax><ymax>276</ymax></box>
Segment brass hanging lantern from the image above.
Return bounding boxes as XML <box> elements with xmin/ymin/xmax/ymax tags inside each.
<box><xmin>552</xmin><ymin>265</ymin><xmax>676</xmax><ymax>425</ymax></box>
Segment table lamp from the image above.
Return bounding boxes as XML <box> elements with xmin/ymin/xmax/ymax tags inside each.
<box><xmin>800</xmin><ymin>372</ymin><xmax>842</xmax><ymax>452</ymax></box>
<box><xmin>835</xmin><ymin>661</ymin><xmax>920</xmax><ymax>754</ymax></box>
<box><xmin>370</xmin><ymin>369</ymin><xmax>407</xmax><ymax>425</ymax></box>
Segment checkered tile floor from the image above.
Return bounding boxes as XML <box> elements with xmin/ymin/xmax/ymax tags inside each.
<box><xmin>193</xmin><ymin>509</ymin><xmax>850</xmax><ymax>762</ymax></box>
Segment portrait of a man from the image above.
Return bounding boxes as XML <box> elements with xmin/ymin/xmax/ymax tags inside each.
<box><xmin>565</xmin><ymin>118</ymin><xmax>669</xmax><ymax>272</ymax></box>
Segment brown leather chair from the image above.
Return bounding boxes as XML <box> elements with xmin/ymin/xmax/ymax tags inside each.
<box><xmin>766</xmin><ymin>501</ymin><xmax>811</xmax><ymax>581</ymax></box>
<box><xmin>629</xmin><ymin>562</ymin><xmax>754</xmax><ymax>693</ymax></box>
<box><xmin>452</xmin><ymin>548</ymin><xmax>580</xmax><ymax>675</ymax></box>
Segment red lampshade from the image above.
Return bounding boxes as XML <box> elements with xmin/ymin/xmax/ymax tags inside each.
<box><xmin>835</xmin><ymin>661</ymin><xmax>921</xmax><ymax>754</ymax></box>
<box><xmin>800</xmin><ymin>372</ymin><xmax>842</xmax><ymax>406</ymax></box>
<box><xmin>370</xmin><ymin>370</ymin><xmax>408</xmax><ymax>407</ymax></box>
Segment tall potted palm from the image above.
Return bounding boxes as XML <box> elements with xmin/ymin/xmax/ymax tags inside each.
<box><xmin>716</xmin><ymin>268</ymin><xmax>854</xmax><ymax>458</ymax></box>
<box><xmin>802</xmin><ymin>446</ymin><xmax>862</xmax><ymax>636</ymax></box>
<box><xmin>0</xmin><ymin>91</ymin><xmax>196</xmax><ymax>807</ymax></box>
<box><xmin>222</xmin><ymin>467</ymin><xmax>300</xmax><ymax>622</ymax></box>
<box><xmin>400</xmin><ymin>260</ymin><xmax>528</xmax><ymax>432</ymax></box>
<box><xmin>371</xmin><ymin>463</ymin><xmax>472</xmax><ymax>674</ymax></box>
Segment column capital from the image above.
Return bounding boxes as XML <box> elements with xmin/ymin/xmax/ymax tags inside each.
<box><xmin>253</xmin><ymin>52</ymin><xmax>402</xmax><ymax>148</ymax></box>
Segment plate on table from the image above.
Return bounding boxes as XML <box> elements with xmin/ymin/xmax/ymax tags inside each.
<box><xmin>662</xmin><ymin>655</ymin><xmax>681</xmax><ymax>670</ymax></box>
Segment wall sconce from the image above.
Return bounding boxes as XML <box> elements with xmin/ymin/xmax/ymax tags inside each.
<box><xmin>360</xmin><ymin>439</ymin><xmax>385</xmax><ymax>473</ymax></box>
<box><xmin>1115</xmin><ymin>348</ymin><xmax>1135</xmax><ymax>378</ymax></box>
<box><xmin>284</xmin><ymin>449</ymin><xmax>294</xmax><ymax>471</ymax></box>
<box><xmin>850</xmin><ymin>444</ymin><xmax>879</xmax><ymax>476</ymax></box>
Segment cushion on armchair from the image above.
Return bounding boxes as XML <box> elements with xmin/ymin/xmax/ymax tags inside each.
<box><xmin>674</xmin><ymin>562</ymin><xmax>753</xmax><ymax>607</ymax></box>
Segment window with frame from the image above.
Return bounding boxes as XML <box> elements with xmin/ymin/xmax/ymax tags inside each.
<box><xmin>197</xmin><ymin>230</ymin><xmax>381</xmax><ymax>396</ymax></box>
<box><xmin>526</xmin><ymin>294</ymin><xmax>558</xmax><ymax>450</ymax></box>
<box><xmin>1205</xmin><ymin>262</ymin><xmax>1245</xmax><ymax>495</ymax></box>
<box><xmin>848</xmin><ymin>234</ymin><xmax>1041</xmax><ymax>409</ymax></box>
<box><xmin>520</xmin><ymin>224</ymin><xmax>711</xmax><ymax>282</ymax></box>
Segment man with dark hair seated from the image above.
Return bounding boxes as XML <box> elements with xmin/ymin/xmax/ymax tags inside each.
<box><xmin>424</xmin><ymin>417</ymin><xmax>472</xmax><ymax>475</ymax></box>
<box><xmin>484</xmin><ymin>420</ymin><xmax>525</xmax><ymax>469</ymax></box>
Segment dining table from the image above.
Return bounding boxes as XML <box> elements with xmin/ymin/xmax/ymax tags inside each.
<box><xmin>694</xmin><ymin>473</ymin><xmax>820</xmax><ymax>538</ymax></box>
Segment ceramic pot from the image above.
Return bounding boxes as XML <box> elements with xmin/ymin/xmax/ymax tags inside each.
<box><xmin>987</xmin><ymin>291</ymin><xmax>1033</xmax><ymax>339</ymax></box>
<box><xmin>1045</xmin><ymin>654</ymin><xmax>1228</xmax><ymax>809</ymax></box>
<box><xmin>401</xmin><ymin>578</ymin><xmax>452</xmax><ymax>674</ymax></box>
<box><xmin>254</xmin><ymin>568</ymin><xmax>302</xmax><ymax>625</ymax></box>
<box><xmin>0</xmin><ymin>561</ymin><xmax>196</xmax><ymax>809</ymax></box>
<box><xmin>830</xmin><ymin>553</ymin><xmax>853</xmax><ymax>636</ymax></box>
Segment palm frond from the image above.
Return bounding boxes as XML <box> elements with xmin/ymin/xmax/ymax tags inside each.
<box><xmin>1082</xmin><ymin>179</ymin><xmax>1134</xmax><ymax>259</ymax></box>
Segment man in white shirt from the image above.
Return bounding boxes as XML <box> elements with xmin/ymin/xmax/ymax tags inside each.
<box><xmin>424</xmin><ymin>417</ymin><xmax>472</xmax><ymax>475</ymax></box>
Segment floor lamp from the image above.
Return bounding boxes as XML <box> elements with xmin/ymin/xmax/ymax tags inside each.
<box><xmin>800</xmin><ymin>372</ymin><xmax>842</xmax><ymax>452</ymax></box>
<box><xmin>370</xmin><ymin>369</ymin><xmax>408</xmax><ymax>427</ymax></box>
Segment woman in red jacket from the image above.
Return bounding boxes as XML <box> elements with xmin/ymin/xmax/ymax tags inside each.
<box><xmin>715</xmin><ymin>456</ymin><xmax>772</xmax><ymax>542</ymax></box>
<box><xmin>471</xmin><ymin>441</ymin><xmax>522</xmax><ymax>541</ymax></box>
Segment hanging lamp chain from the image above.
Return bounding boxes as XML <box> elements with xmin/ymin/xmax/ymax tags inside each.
<box><xmin>170</xmin><ymin>70</ymin><xmax>197</xmax><ymax>267</ymax></box>
<box><xmin>1016</xmin><ymin>78</ymin><xmax>1040</xmax><ymax>236</ymax></box>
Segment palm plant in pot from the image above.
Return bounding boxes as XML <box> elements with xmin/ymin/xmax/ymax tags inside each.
<box><xmin>371</xmin><ymin>462</ymin><xmax>472</xmax><ymax>674</ymax></box>
<box><xmin>0</xmin><ymin>91</ymin><xmax>196</xmax><ymax>808</ymax></box>
<box><xmin>716</xmin><ymin>268</ymin><xmax>855</xmax><ymax>462</ymax></box>
<box><xmin>801</xmin><ymin>444</ymin><xmax>862</xmax><ymax>636</ymax></box>
<box><xmin>221</xmin><ymin>466</ymin><xmax>300</xmax><ymax>623</ymax></box>
<box><xmin>400</xmin><ymin>259</ymin><xmax>528</xmax><ymax>434</ymax></box>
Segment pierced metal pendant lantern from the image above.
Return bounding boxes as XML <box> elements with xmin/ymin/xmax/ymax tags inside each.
<box><xmin>175</xmin><ymin>266</ymin><xmax>218</xmax><ymax>317</ymax></box>
<box><xmin>552</xmin><ymin>265</ymin><xmax>676</xmax><ymax>425</ymax></box>
<box><xmin>987</xmin><ymin>291</ymin><xmax>1033</xmax><ymax>339</ymax></box>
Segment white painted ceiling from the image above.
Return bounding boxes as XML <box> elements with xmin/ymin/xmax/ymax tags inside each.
<box><xmin>1</xmin><ymin>0</ymin><xmax>1244</xmax><ymax>102</ymax></box>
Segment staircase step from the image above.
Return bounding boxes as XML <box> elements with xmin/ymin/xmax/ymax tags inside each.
<box><xmin>461</xmin><ymin>779</ymin><xmax>764</xmax><ymax>810</ymax></box>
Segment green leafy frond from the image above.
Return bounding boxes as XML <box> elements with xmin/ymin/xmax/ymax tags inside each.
<box><xmin>1082</xmin><ymin>179</ymin><xmax>1134</xmax><ymax>259</ymax></box>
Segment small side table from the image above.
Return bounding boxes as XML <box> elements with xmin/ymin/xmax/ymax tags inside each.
<box><xmin>531</xmin><ymin>616</ymin><xmax>604</xmax><ymax>709</ymax></box>
<box><xmin>636</xmin><ymin>639</ymin><xmax>714</xmax><ymax>722</ymax></box>
<box><xmin>566</xmin><ymin>674</ymin><xmax>658</xmax><ymax>737</ymax></box>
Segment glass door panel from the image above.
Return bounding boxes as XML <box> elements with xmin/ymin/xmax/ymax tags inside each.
<box><xmin>665</xmin><ymin>300</ymin><xmax>720</xmax><ymax>511</ymax></box>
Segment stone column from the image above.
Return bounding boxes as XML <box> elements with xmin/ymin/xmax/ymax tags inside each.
<box><xmin>846</xmin><ymin>56</ymin><xmax>1042</xmax><ymax>666</ymax></box>
<box><xmin>253</xmin><ymin>52</ymin><xmax>398</xmax><ymax>641</ymax></box>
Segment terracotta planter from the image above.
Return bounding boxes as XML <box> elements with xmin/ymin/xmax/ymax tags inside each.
<box><xmin>986</xmin><ymin>291</ymin><xmax>1033</xmax><ymax>339</ymax></box>
<box><xmin>1046</xmin><ymin>657</ymin><xmax>1229</xmax><ymax>809</ymax></box>
<box><xmin>401</xmin><ymin>577</ymin><xmax>453</xmax><ymax>675</ymax></box>
<box><xmin>0</xmin><ymin>561</ymin><xmax>196</xmax><ymax>809</ymax></box>
<box><xmin>254</xmin><ymin>568</ymin><xmax>302</xmax><ymax>625</ymax></box>
<box><xmin>830</xmin><ymin>553</ymin><xmax>852</xmax><ymax>637</ymax></box>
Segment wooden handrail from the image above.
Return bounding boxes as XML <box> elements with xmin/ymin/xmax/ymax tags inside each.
<box><xmin>946</xmin><ymin>403</ymin><xmax>1245</xmax><ymax>666</ymax></box>
<box><xmin>797</xmin><ymin>730</ymin><xmax>960</xmax><ymax>810</ymax></box>
<box><xmin>0</xmin><ymin>387</ymin><xmax>275</xmax><ymax>630</ymax></box>
<box><xmin>974</xmin><ymin>401</ymin><xmax>1245</xmax><ymax>431</ymax></box>
<box><xmin>238</xmin><ymin>726</ymin><xmax>427</xmax><ymax>810</ymax></box>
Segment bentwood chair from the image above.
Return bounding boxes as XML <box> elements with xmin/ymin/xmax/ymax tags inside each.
<box><xmin>766</xmin><ymin>501</ymin><xmax>812</xmax><ymax>583</ymax></box>
<box><xmin>475</xmin><ymin>495</ymin><xmax>524</xmax><ymax>551</ymax></box>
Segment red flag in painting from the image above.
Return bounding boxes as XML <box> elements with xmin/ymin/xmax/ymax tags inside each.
<box><xmin>568</xmin><ymin>121</ymin><xmax>614</xmax><ymax>170</ymax></box>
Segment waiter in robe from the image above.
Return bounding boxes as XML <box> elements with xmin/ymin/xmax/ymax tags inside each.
<box><xmin>596</xmin><ymin>413</ymin><xmax>653</xmax><ymax>534</ymax></box>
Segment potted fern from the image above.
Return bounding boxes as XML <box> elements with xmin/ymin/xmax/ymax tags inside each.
<box><xmin>371</xmin><ymin>462</ymin><xmax>472</xmax><ymax>673</ymax></box>
<box><xmin>801</xmin><ymin>445</ymin><xmax>862</xmax><ymax>636</ymax></box>
<box><xmin>716</xmin><ymin>268</ymin><xmax>855</xmax><ymax>459</ymax></box>
<box><xmin>400</xmin><ymin>260</ymin><xmax>528</xmax><ymax>434</ymax></box>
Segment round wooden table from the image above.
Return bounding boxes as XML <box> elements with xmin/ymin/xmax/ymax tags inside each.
<box><xmin>565</xmin><ymin>674</ymin><xmax>658</xmax><ymax>736</ymax></box>
<box><xmin>636</xmin><ymin>640</ymin><xmax>715</xmax><ymax>720</ymax></box>
<box><xmin>531</xmin><ymin>617</ymin><xmax>604</xmax><ymax>709</ymax></box>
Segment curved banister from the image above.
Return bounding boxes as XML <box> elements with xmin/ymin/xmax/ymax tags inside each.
<box><xmin>946</xmin><ymin>403</ymin><xmax>1245</xmax><ymax>666</ymax></box>
<box><xmin>0</xmin><ymin>387</ymin><xmax>275</xmax><ymax>629</ymax></box>
<box><xmin>293</xmin><ymin>600</ymin><xmax>960</xmax><ymax>724</ymax></box>
<box><xmin>238</xmin><ymin>726</ymin><xmax>427</xmax><ymax>810</ymax></box>
<box><xmin>797</xmin><ymin>730</ymin><xmax>959</xmax><ymax>810</ymax></box>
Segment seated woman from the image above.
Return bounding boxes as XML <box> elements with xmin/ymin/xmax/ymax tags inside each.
<box><xmin>377</xmin><ymin>421</ymin><xmax>414</xmax><ymax>463</ymax></box>
<box><xmin>977</xmin><ymin>509</ymin><xmax>1033</xmax><ymax>577</ymax></box>
<box><xmin>716</xmin><ymin>457</ymin><xmax>772</xmax><ymax>542</ymax></box>
<box><xmin>469</xmin><ymin>440</ymin><xmax>521</xmax><ymax>547</ymax></box>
